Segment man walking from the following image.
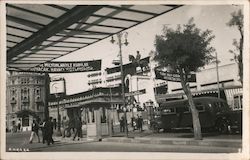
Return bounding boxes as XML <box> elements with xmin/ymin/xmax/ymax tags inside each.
<box><xmin>44</xmin><ymin>117</ymin><xmax>54</xmax><ymax>145</ymax></box>
<box><xmin>29</xmin><ymin>119</ymin><xmax>40</xmax><ymax>143</ymax></box>
<box><xmin>73</xmin><ymin>117</ymin><xmax>82</xmax><ymax>141</ymax></box>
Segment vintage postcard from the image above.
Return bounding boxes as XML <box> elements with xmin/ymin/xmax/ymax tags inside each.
<box><xmin>0</xmin><ymin>0</ymin><xmax>249</xmax><ymax>160</ymax></box>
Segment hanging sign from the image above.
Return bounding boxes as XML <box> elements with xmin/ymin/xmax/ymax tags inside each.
<box><xmin>125</xmin><ymin>89</ymin><xmax>146</xmax><ymax>97</ymax></box>
<box><xmin>155</xmin><ymin>69</ymin><xmax>196</xmax><ymax>82</ymax></box>
<box><xmin>29</xmin><ymin>60</ymin><xmax>101</xmax><ymax>73</ymax></box>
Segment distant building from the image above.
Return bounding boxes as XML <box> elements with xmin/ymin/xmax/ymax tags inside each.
<box><xmin>156</xmin><ymin>63</ymin><xmax>242</xmax><ymax>109</ymax></box>
<box><xmin>6</xmin><ymin>71</ymin><xmax>46</xmax><ymax>132</ymax></box>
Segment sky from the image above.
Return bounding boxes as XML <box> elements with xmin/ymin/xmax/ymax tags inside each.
<box><xmin>50</xmin><ymin>5</ymin><xmax>243</xmax><ymax>95</ymax></box>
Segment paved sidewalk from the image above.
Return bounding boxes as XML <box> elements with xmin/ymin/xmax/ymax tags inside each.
<box><xmin>53</xmin><ymin>129</ymin><xmax>242</xmax><ymax>150</ymax></box>
<box><xmin>102</xmin><ymin>129</ymin><xmax>242</xmax><ymax>149</ymax></box>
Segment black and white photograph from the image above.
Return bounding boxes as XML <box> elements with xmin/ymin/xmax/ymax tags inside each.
<box><xmin>0</xmin><ymin>0</ymin><xmax>249</xmax><ymax>160</ymax></box>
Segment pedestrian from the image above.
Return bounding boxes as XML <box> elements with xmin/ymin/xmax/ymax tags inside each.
<box><xmin>17</xmin><ymin>119</ymin><xmax>21</xmax><ymax>132</ymax></box>
<box><xmin>138</xmin><ymin>116</ymin><xmax>143</xmax><ymax>132</ymax></box>
<box><xmin>73</xmin><ymin>117</ymin><xmax>82</xmax><ymax>141</ymax></box>
<box><xmin>29</xmin><ymin>119</ymin><xmax>40</xmax><ymax>143</ymax></box>
<box><xmin>44</xmin><ymin>117</ymin><xmax>54</xmax><ymax>145</ymax></box>
<box><xmin>53</xmin><ymin>119</ymin><xmax>57</xmax><ymax>130</ymax></box>
<box><xmin>119</xmin><ymin>116</ymin><xmax>125</xmax><ymax>132</ymax></box>
<box><xmin>40</xmin><ymin>119</ymin><xmax>46</xmax><ymax>144</ymax></box>
<box><xmin>62</xmin><ymin>116</ymin><xmax>70</xmax><ymax>138</ymax></box>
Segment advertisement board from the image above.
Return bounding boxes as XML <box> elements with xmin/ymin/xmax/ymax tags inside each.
<box><xmin>29</xmin><ymin>60</ymin><xmax>101</xmax><ymax>73</ymax></box>
<box><xmin>155</xmin><ymin>69</ymin><xmax>196</xmax><ymax>82</ymax></box>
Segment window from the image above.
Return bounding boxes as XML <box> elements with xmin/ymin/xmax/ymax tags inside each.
<box><xmin>196</xmin><ymin>105</ymin><xmax>205</xmax><ymax>112</ymax></box>
<box><xmin>176</xmin><ymin>106</ymin><xmax>190</xmax><ymax>113</ymax></box>
<box><xmin>162</xmin><ymin>107</ymin><xmax>175</xmax><ymax>114</ymax></box>
<box><xmin>11</xmin><ymin>88</ymin><xmax>16</xmax><ymax>95</ymax></box>
<box><xmin>36</xmin><ymin>88</ymin><xmax>41</xmax><ymax>96</ymax></box>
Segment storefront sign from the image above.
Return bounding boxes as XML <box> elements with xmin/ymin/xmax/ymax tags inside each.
<box><xmin>155</xmin><ymin>69</ymin><xmax>196</xmax><ymax>82</ymax></box>
<box><xmin>125</xmin><ymin>89</ymin><xmax>146</xmax><ymax>97</ymax></box>
<box><xmin>29</xmin><ymin>60</ymin><xmax>101</xmax><ymax>73</ymax></box>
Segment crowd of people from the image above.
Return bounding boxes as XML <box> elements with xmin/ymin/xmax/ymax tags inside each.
<box><xmin>119</xmin><ymin>115</ymin><xmax>144</xmax><ymax>133</ymax></box>
<box><xmin>28</xmin><ymin>116</ymin><xmax>84</xmax><ymax>145</ymax></box>
<box><xmin>27</xmin><ymin>114</ymin><xmax>145</xmax><ymax>145</ymax></box>
<box><xmin>29</xmin><ymin>117</ymin><xmax>54</xmax><ymax>145</ymax></box>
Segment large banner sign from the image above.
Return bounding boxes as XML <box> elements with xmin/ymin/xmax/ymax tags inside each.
<box><xmin>155</xmin><ymin>69</ymin><xmax>196</xmax><ymax>82</ymax></box>
<box><xmin>29</xmin><ymin>60</ymin><xmax>101</xmax><ymax>73</ymax></box>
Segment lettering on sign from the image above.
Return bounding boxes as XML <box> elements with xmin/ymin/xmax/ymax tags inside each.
<box><xmin>125</xmin><ymin>89</ymin><xmax>146</xmax><ymax>97</ymax></box>
<box><xmin>29</xmin><ymin>60</ymin><xmax>101</xmax><ymax>73</ymax></box>
<box><xmin>154</xmin><ymin>69</ymin><xmax>196</xmax><ymax>82</ymax></box>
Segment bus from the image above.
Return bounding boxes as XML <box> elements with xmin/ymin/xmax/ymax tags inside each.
<box><xmin>153</xmin><ymin>97</ymin><xmax>241</xmax><ymax>134</ymax></box>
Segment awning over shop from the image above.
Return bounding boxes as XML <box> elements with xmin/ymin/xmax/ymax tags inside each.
<box><xmin>156</xmin><ymin>88</ymin><xmax>222</xmax><ymax>103</ymax></box>
<box><xmin>6</xmin><ymin>4</ymin><xmax>182</xmax><ymax>71</ymax></box>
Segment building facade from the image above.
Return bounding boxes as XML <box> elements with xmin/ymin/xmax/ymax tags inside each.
<box><xmin>156</xmin><ymin>63</ymin><xmax>242</xmax><ymax>109</ymax></box>
<box><xmin>6</xmin><ymin>71</ymin><xmax>46</xmax><ymax>131</ymax></box>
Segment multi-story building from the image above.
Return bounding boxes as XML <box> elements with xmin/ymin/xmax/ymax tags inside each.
<box><xmin>156</xmin><ymin>63</ymin><xmax>242</xmax><ymax>109</ymax></box>
<box><xmin>6</xmin><ymin>71</ymin><xmax>46</xmax><ymax>131</ymax></box>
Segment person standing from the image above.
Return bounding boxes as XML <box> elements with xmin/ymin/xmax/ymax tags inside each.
<box><xmin>17</xmin><ymin>119</ymin><xmax>21</xmax><ymax>132</ymax></box>
<box><xmin>119</xmin><ymin>116</ymin><xmax>125</xmax><ymax>132</ymax></box>
<box><xmin>138</xmin><ymin>116</ymin><xmax>143</xmax><ymax>132</ymax></box>
<box><xmin>73</xmin><ymin>117</ymin><xmax>82</xmax><ymax>141</ymax></box>
<box><xmin>29</xmin><ymin>119</ymin><xmax>40</xmax><ymax>143</ymax></box>
<box><xmin>44</xmin><ymin>117</ymin><xmax>54</xmax><ymax>145</ymax></box>
<box><xmin>62</xmin><ymin>116</ymin><xmax>69</xmax><ymax>138</ymax></box>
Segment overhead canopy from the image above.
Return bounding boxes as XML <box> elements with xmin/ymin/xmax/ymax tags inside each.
<box><xmin>6</xmin><ymin>4</ymin><xmax>182</xmax><ymax>71</ymax></box>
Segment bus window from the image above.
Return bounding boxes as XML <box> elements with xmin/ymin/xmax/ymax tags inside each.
<box><xmin>196</xmin><ymin>105</ymin><xmax>205</xmax><ymax>112</ymax></box>
<box><xmin>162</xmin><ymin>107</ymin><xmax>175</xmax><ymax>114</ymax></box>
<box><xmin>176</xmin><ymin>106</ymin><xmax>190</xmax><ymax>113</ymax></box>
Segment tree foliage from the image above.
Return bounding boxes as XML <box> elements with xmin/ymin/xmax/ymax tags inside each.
<box><xmin>154</xmin><ymin>18</ymin><xmax>215</xmax><ymax>140</ymax></box>
<box><xmin>154</xmin><ymin>18</ymin><xmax>215</xmax><ymax>75</ymax></box>
<box><xmin>227</xmin><ymin>9</ymin><xmax>243</xmax><ymax>84</ymax></box>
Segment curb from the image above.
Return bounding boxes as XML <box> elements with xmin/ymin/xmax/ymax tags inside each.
<box><xmin>53</xmin><ymin>137</ymin><xmax>99</xmax><ymax>144</ymax></box>
<box><xmin>102</xmin><ymin>137</ymin><xmax>242</xmax><ymax>148</ymax></box>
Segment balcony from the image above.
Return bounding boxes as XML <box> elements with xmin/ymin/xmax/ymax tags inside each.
<box><xmin>21</xmin><ymin>98</ymin><xmax>29</xmax><ymax>103</ymax></box>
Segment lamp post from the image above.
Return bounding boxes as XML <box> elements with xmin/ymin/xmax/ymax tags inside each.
<box><xmin>52</xmin><ymin>84</ymin><xmax>62</xmax><ymax>136</ymax></box>
<box><xmin>215</xmin><ymin>52</ymin><xmax>220</xmax><ymax>99</ymax></box>
<box><xmin>110</xmin><ymin>32</ymin><xmax>129</xmax><ymax>137</ymax></box>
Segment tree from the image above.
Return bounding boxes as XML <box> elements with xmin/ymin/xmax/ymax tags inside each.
<box><xmin>227</xmin><ymin>9</ymin><xmax>243</xmax><ymax>84</ymax></box>
<box><xmin>154</xmin><ymin>18</ymin><xmax>215</xmax><ymax>140</ymax></box>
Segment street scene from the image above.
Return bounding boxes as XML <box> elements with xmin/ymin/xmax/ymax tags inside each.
<box><xmin>2</xmin><ymin>1</ymin><xmax>249</xmax><ymax>160</ymax></box>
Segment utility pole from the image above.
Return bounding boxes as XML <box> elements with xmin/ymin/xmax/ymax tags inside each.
<box><xmin>111</xmin><ymin>32</ymin><xmax>129</xmax><ymax>137</ymax></box>
<box><xmin>215</xmin><ymin>52</ymin><xmax>220</xmax><ymax>99</ymax></box>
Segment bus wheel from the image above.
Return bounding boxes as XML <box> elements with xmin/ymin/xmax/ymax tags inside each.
<box><xmin>217</xmin><ymin>120</ymin><xmax>229</xmax><ymax>134</ymax></box>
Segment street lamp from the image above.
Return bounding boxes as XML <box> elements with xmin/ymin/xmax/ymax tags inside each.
<box><xmin>110</xmin><ymin>32</ymin><xmax>129</xmax><ymax>137</ymax></box>
<box><xmin>215</xmin><ymin>52</ymin><xmax>220</xmax><ymax>99</ymax></box>
<box><xmin>51</xmin><ymin>83</ymin><xmax>62</xmax><ymax>136</ymax></box>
